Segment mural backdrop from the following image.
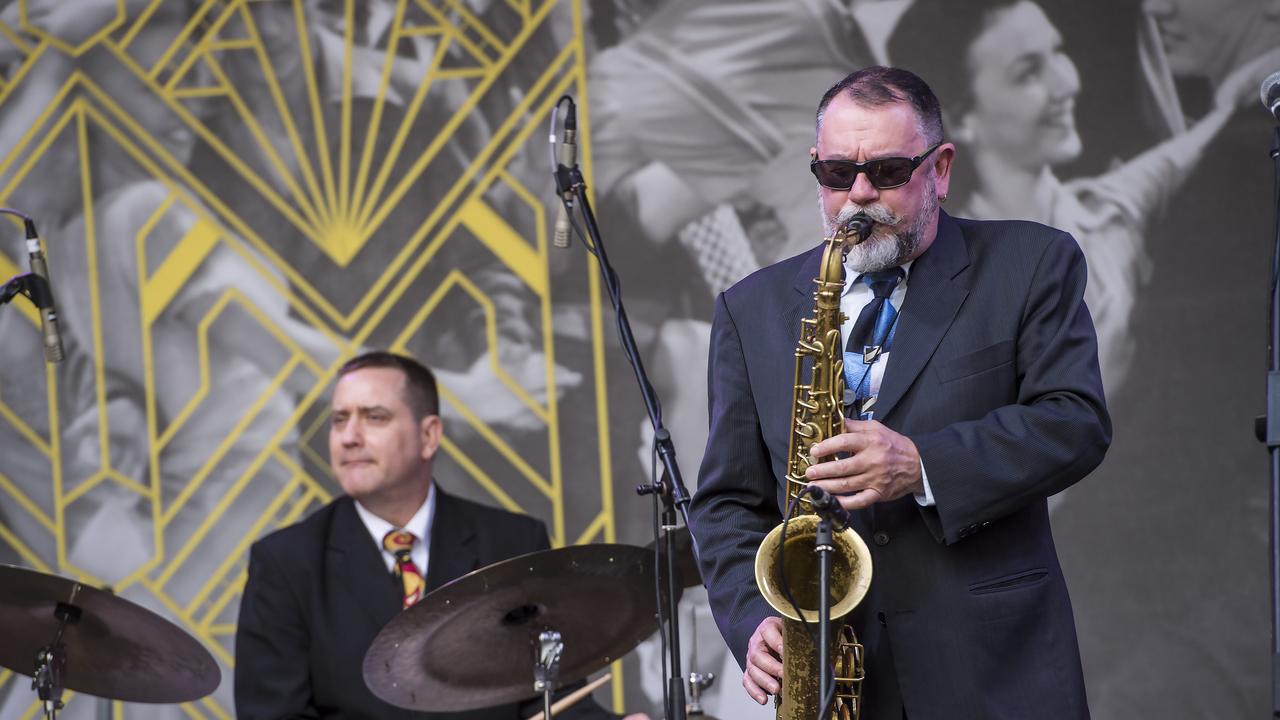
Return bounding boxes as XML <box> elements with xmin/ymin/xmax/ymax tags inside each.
<box><xmin>0</xmin><ymin>0</ymin><xmax>1275</xmax><ymax>718</ymax></box>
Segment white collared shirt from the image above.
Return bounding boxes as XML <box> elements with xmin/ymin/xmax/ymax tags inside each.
<box><xmin>838</xmin><ymin>260</ymin><xmax>935</xmax><ymax>507</ymax></box>
<box><xmin>353</xmin><ymin>482</ymin><xmax>437</xmax><ymax>575</ymax></box>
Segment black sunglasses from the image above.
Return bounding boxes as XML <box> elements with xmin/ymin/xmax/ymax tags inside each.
<box><xmin>810</xmin><ymin>142</ymin><xmax>943</xmax><ymax>190</ymax></box>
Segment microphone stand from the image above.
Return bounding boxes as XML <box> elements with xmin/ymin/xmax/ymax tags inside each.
<box><xmin>1266</xmin><ymin>126</ymin><xmax>1280</xmax><ymax>719</ymax></box>
<box><xmin>555</xmin><ymin>128</ymin><xmax>694</xmax><ymax>720</ymax></box>
<box><xmin>804</xmin><ymin>485</ymin><xmax>847</xmax><ymax>720</ymax></box>
<box><xmin>815</xmin><ymin>517</ymin><xmax>834</xmax><ymax>720</ymax></box>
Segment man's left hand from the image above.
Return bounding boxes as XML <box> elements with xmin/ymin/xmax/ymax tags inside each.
<box><xmin>803</xmin><ymin>419</ymin><xmax>923</xmax><ymax>509</ymax></box>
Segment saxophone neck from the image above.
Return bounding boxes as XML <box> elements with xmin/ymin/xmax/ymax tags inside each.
<box><xmin>816</xmin><ymin>233</ymin><xmax>847</xmax><ymax>298</ymax></box>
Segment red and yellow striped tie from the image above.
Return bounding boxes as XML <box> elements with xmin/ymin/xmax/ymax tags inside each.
<box><xmin>382</xmin><ymin>529</ymin><xmax>425</xmax><ymax>608</ymax></box>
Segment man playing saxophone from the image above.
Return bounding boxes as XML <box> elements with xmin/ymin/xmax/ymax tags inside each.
<box><xmin>689</xmin><ymin>66</ymin><xmax>1109</xmax><ymax>719</ymax></box>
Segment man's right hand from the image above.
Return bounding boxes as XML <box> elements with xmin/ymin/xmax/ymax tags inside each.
<box><xmin>744</xmin><ymin>616</ymin><xmax>785</xmax><ymax>704</ymax></box>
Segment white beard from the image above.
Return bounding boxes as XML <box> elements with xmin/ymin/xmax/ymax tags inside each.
<box><xmin>820</xmin><ymin>186</ymin><xmax>938</xmax><ymax>273</ymax></box>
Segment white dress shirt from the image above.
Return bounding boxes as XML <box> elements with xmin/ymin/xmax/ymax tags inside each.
<box><xmin>838</xmin><ymin>260</ymin><xmax>935</xmax><ymax>506</ymax></box>
<box><xmin>353</xmin><ymin>482</ymin><xmax>437</xmax><ymax>575</ymax></box>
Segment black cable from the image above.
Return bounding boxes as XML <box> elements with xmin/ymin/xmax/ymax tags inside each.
<box><xmin>547</xmin><ymin>97</ymin><xmax>574</xmax><ymax>190</ymax></box>
<box><xmin>564</xmin><ymin>208</ymin><xmax>656</xmax><ymax>427</ymax></box>
<box><xmin>650</xmin><ymin>439</ymin><xmax>670</xmax><ymax>718</ymax></box>
<box><xmin>776</xmin><ymin>490</ymin><xmax>812</xmax><ymax>635</ymax></box>
<box><xmin>562</xmin><ymin>191</ymin><xmax>669</xmax><ymax>442</ymax></box>
<box><xmin>819</xmin><ymin>662</ymin><xmax>838</xmax><ymax>720</ymax></box>
<box><xmin>0</xmin><ymin>275</ymin><xmax>25</xmax><ymax>304</ymax></box>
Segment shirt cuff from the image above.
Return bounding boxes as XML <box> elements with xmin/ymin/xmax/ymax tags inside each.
<box><xmin>914</xmin><ymin>459</ymin><xmax>935</xmax><ymax>507</ymax></box>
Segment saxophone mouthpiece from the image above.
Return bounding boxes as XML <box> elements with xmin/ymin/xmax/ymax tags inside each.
<box><xmin>846</xmin><ymin>214</ymin><xmax>874</xmax><ymax>245</ymax></box>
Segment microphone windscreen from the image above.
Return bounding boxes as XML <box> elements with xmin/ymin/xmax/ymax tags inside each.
<box><xmin>1260</xmin><ymin>70</ymin><xmax>1280</xmax><ymax>112</ymax></box>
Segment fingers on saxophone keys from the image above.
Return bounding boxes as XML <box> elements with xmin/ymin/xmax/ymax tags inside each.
<box><xmin>839</xmin><ymin>486</ymin><xmax>882</xmax><ymax>510</ymax></box>
<box><xmin>760</xmin><ymin>616</ymin><xmax>785</xmax><ymax>651</ymax></box>
<box><xmin>743</xmin><ymin>671</ymin><xmax>770</xmax><ymax>704</ymax></box>
<box><xmin>808</xmin><ymin>431</ymin><xmax>864</xmax><ymax>463</ymax></box>
<box><xmin>804</xmin><ymin>454</ymin><xmax>858</xmax><ymax>481</ymax></box>
<box><xmin>746</xmin><ymin>661</ymin><xmax>781</xmax><ymax>698</ymax></box>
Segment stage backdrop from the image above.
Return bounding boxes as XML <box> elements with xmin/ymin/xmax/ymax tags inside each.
<box><xmin>0</xmin><ymin>1</ymin><xmax>1275</xmax><ymax>719</ymax></box>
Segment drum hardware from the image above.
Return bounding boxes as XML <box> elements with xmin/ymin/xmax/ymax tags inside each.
<box><xmin>526</xmin><ymin>672</ymin><xmax>613</xmax><ymax>720</ymax></box>
<box><xmin>682</xmin><ymin>592</ymin><xmax>717</xmax><ymax>719</ymax></box>
<box><xmin>686</xmin><ymin>671</ymin><xmax>715</xmax><ymax>717</ymax></box>
<box><xmin>32</xmin><ymin>599</ymin><xmax>77</xmax><ymax>718</ymax></box>
<box><xmin>533</xmin><ymin>630</ymin><xmax>564</xmax><ymax>720</ymax></box>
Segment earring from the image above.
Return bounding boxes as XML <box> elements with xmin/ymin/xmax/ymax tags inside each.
<box><xmin>939</xmin><ymin>194</ymin><xmax>948</xmax><ymax>203</ymax></box>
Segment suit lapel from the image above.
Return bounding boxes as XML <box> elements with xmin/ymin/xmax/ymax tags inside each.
<box><xmin>876</xmin><ymin>212</ymin><xmax>970</xmax><ymax>421</ymax></box>
<box><xmin>423</xmin><ymin>489</ymin><xmax>480</xmax><ymax>592</ymax></box>
<box><xmin>783</xmin><ymin>244</ymin><xmax>826</xmax><ymax>335</ymax></box>
<box><xmin>327</xmin><ymin>498</ymin><xmax>403</xmax><ymax>631</ymax></box>
<box><xmin>760</xmin><ymin>246</ymin><xmax>827</xmax><ymax>466</ymax></box>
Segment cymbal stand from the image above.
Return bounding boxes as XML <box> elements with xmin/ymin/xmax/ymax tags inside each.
<box><xmin>686</xmin><ymin>604</ymin><xmax>715</xmax><ymax>717</ymax></box>
<box><xmin>686</xmin><ymin>672</ymin><xmax>715</xmax><ymax>717</ymax></box>
<box><xmin>533</xmin><ymin>630</ymin><xmax>563</xmax><ymax>720</ymax></box>
<box><xmin>34</xmin><ymin>595</ymin><xmax>83</xmax><ymax>720</ymax></box>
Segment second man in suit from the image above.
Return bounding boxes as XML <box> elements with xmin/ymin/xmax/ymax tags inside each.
<box><xmin>235</xmin><ymin>351</ymin><xmax>641</xmax><ymax>719</ymax></box>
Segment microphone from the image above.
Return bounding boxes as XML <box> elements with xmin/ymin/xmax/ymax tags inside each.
<box><xmin>553</xmin><ymin>100</ymin><xmax>577</xmax><ymax>249</ymax></box>
<box><xmin>803</xmin><ymin>484</ymin><xmax>852</xmax><ymax>530</ymax></box>
<box><xmin>24</xmin><ymin>218</ymin><xmax>64</xmax><ymax>363</ymax></box>
<box><xmin>1260</xmin><ymin>70</ymin><xmax>1280</xmax><ymax>122</ymax></box>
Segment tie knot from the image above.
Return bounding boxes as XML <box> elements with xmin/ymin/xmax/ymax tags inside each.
<box><xmin>857</xmin><ymin>267</ymin><xmax>904</xmax><ymax>299</ymax></box>
<box><xmin>382</xmin><ymin>529</ymin><xmax>416</xmax><ymax>555</ymax></box>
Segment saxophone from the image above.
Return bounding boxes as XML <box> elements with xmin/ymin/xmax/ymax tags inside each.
<box><xmin>753</xmin><ymin>218</ymin><xmax>875</xmax><ymax>720</ymax></box>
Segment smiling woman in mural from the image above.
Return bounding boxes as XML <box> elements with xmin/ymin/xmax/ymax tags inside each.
<box><xmin>888</xmin><ymin>0</ymin><xmax>1274</xmax><ymax>394</ymax></box>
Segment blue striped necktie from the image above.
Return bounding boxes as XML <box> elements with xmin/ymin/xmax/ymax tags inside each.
<box><xmin>844</xmin><ymin>267</ymin><xmax>905</xmax><ymax>419</ymax></box>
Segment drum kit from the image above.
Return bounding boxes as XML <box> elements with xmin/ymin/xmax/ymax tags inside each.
<box><xmin>0</xmin><ymin>528</ymin><xmax>719</xmax><ymax>719</ymax></box>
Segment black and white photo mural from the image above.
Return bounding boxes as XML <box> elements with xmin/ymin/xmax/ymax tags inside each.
<box><xmin>0</xmin><ymin>0</ymin><xmax>1274</xmax><ymax>717</ymax></box>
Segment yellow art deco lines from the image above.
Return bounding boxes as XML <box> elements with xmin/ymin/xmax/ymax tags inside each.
<box><xmin>0</xmin><ymin>0</ymin><xmax>614</xmax><ymax>715</ymax></box>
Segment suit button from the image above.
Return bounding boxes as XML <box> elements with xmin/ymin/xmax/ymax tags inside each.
<box><xmin>873</xmin><ymin>531</ymin><xmax>889</xmax><ymax>546</ymax></box>
<box><xmin>877</xmin><ymin>611</ymin><xmax>886</xmax><ymax>626</ymax></box>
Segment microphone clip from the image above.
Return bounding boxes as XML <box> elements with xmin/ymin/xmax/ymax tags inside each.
<box><xmin>803</xmin><ymin>484</ymin><xmax>853</xmax><ymax>530</ymax></box>
<box><xmin>555</xmin><ymin>164</ymin><xmax>578</xmax><ymax>199</ymax></box>
<box><xmin>1</xmin><ymin>272</ymin><xmax>52</xmax><ymax>309</ymax></box>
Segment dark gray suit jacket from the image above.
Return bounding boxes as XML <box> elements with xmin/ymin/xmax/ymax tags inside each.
<box><xmin>234</xmin><ymin>489</ymin><xmax>611</xmax><ymax>720</ymax></box>
<box><xmin>690</xmin><ymin>211</ymin><xmax>1110</xmax><ymax>720</ymax></box>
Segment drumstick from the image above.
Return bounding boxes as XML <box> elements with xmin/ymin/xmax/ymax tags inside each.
<box><xmin>526</xmin><ymin>672</ymin><xmax>613</xmax><ymax>720</ymax></box>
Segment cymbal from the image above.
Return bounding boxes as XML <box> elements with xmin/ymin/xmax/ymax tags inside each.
<box><xmin>645</xmin><ymin>525</ymin><xmax>701</xmax><ymax>589</ymax></box>
<box><xmin>0</xmin><ymin>565</ymin><xmax>221</xmax><ymax>703</ymax></box>
<box><xmin>364</xmin><ymin>543</ymin><xmax>662</xmax><ymax>712</ymax></box>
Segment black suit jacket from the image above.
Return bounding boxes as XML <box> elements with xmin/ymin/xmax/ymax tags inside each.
<box><xmin>690</xmin><ymin>212</ymin><xmax>1111</xmax><ymax>720</ymax></box>
<box><xmin>235</xmin><ymin>489</ymin><xmax>607</xmax><ymax>720</ymax></box>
